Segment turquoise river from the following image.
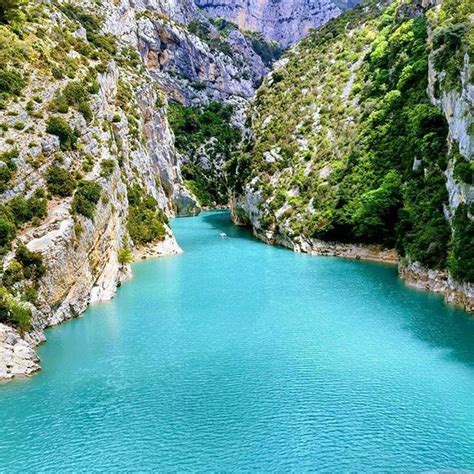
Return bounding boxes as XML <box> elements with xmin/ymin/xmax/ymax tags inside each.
<box><xmin>0</xmin><ymin>211</ymin><xmax>473</xmax><ymax>471</ymax></box>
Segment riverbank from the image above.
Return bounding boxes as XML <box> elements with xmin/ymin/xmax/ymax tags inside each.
<box><xmin>0</xmin><ymin>230</ymin><xmax>182</xmax><ymax>381</ymax></box>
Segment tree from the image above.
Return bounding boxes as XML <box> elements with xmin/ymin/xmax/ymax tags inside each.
<box><xmin>0</xmin><ymin>0</ymin><xmax>26</xmax><ymax>24</ymax></box>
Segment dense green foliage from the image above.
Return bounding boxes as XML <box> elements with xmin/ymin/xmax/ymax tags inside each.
<box><xmin>59</xmin><ymin>3</ymin><xmax>116</xmax><ymax>55</ymax></box>
<box><xmin>429</xmin><ymin>0</ymin><xmax>473</xmax><ymax>93</ymax></box>
<box><xmin>0</xmin><ymin>148</ymin><xmax>18</xmax><ymax>193</ymax></box>
<box><xmin>72</xmin><ymin>180</ymin><xmax>102</xmax><ymax>219</ymax></box>
<box><xmin>244</xmin><ymin>31</ymin><xmax>281</xmax><ymax>66</ymax></box>
<box><xmin>0</xmin><ymin>286</ymin><xmax>31</xmax><ymax>332</ymax></box>
<box><xmin>0</xmin><ymin>242</ymin><xmax>45</xmax><ymax>332</ymax></box>
<box><xmin>233</xmin><ymin>0</ymin><xmax>473</xmax><ymax>282</ymax></box>
<box><xmin>127</xmin><ymin>185</ymin><xmax>167</xmax><ymax>245</ymax></box>
<box><xmin>46</xmin><ymin>117</ymin><xmax>78</xmax><ymax>151</ymax></box>
<box><xmin>50</xmin><ymin>81</ymin><xmax>93</xmax><ymax>122</ymax></box>
<box><xmin>0</xmin><ymin>69</ymin><xmax>25</xmax><ymax>105</ymax></box>
<box><xmin>169</xmin><ymin>101</ymin><xmax>241</xmax><ymax>205</ymax></box>
<box><xmin>0</xmin><ymin>0</ymin><xmax>25</xmax><ymax>25</ymax></box>
<box><xmin>0</xmin><ymin>188</ymin><xmax>47</xmax><ymax>254</ymax></box>
<box><xmin>46</xmin><ymin>165</ymin><xmax>76</xmax><ymax>197</ymax></box>
<box><xmin>448</xmin><ymin>204</ymin><xmax>474</xmax><ymax>283</ymax></box>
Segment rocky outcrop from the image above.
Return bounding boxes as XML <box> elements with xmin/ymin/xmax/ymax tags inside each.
<box><xmin>138</xmin><ymin>15</ymin><xmax>266</xmax><ymax>105</ymax></box>
<box><xmin>194</xmin><ymin>0</ymin><xmax>350</xmax><ymax>48</ymax></box>
<box><xmin>400</xmin><ymin>262</ymin><xmax>474</xmax><ymax>313</ymax></box>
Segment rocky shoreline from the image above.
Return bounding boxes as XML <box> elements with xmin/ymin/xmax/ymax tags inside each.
<box><xmin>400</xmin><ymin>261</ymin><xmax>474</xmax><ymax>313</ymax></box>
<box><xmin>0</xmin><ymin>233</ymin><xmax>182</xmax><ymax>382</ymax></box>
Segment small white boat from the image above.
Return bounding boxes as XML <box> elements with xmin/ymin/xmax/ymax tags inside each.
<box><xmin>220</xmin><ymin>232</ymin><xmax>228</xmax><ymax>239</ymax></box>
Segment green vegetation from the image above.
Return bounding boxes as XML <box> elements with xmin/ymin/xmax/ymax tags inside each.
<box><xmin>0</xmin><ymin>287</ymin><xmax>31</xmax><ymax>332</ymax></box>
<box><xmin>244</xmin><ymin>31</ymin><xmax>281</xmax><ymax>66</ymax></box>
<box><xmin>46</xmin><ymin>165</ymin><xmax>76</xmax><ymax>197</ymax></box>
<box><xmin>72</xmin><ymin>180</ymin><xmax>101</xmax><ymax>219</ymax></box>
<box><xmin>0</xmin><ymin>0</ymin><xmax>26</xmax><ymax>25</ymax></box>
<box><xmin>188</xmin><ymin>19</ymin><xmax>233</xmax><ymax>57</ymax></box>
<box><xmin>233</xmin><ymin>0</ymin><xmax>473</xmax><ymax>282</ymax></box>
<box><xmin>9</xmin><ymin>189</ymin><xmax>47</xmax><ymax>225</ymax></box>
<box><xmin>208</xmin><ymin>17</ymin><xmax>281</xmax><ymax>66</ymax></box>
<box><xmin>0</xmin><ymin>242</ymin><xmax>46</xmax><ymax>332</ymax></box>
<box><xmin>50</xmin><ymin>81</ymin><xmax>93</xmax><ymax>122</ymax></box>
<box><xmin>46</xmin><ymin>117</ymin><xmax>78</xmax><ymax>151</ymax></box>
<box><xmin>168</xmin><ymin>101</ymin><xmax>241</xmax><ymax>205</ymax></box>
<box><xmin>59</xmin><ymin>3</ymin><xmax>116</xmax><ymax>56</ymax></box>
<box><xmin>100</xmin><ymin>159</ymin><xmax>115</xmax><ymax>178</ymax></box>
<box><xmin>118</xmin><ymin>247</ymin><xmax>133</xmax><ymax>265</ymax></box>
<box><xmin>448</xmin><ymin>204</ymin><xmax>474</xmax><ymax>283</ymax></box>
<box><xmin>0</xmin><ymin>148</ymin><xmax>18</xmax><ymax>193</ymax></box>
<box><xmin>0</xmin><ymin>69</ymin><xmax>25</xmax><ymax>105</ymax></box>
<box><xmin>429</xmin><ymin>0</ymin><xmax>473</xmax><ymax>92</ymax></box>
<box><xmin>127</xmin><ymin>184</ymin><xmax>167</xmax><ymax>245</ymax></box>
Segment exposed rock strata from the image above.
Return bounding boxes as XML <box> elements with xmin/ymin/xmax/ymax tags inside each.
<box><xmin>194</xmin><ymin>0</ymin><xmax>349</xmax><ymax>47</ymax></box>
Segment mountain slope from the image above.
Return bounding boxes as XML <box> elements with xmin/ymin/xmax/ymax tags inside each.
<box><xmin>231</xmin><ymin>0</ymin><xmax>474</xmax><ymax>311</ymax></box>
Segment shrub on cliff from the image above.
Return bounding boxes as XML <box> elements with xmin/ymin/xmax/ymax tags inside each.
<box><xmin>126</xmin><ymin>185</ymin><xmax>167</xmax><ymax>245</ymax></box>
<box><xmin>0</xmin><ymin>148</ymin><xmax>18</xmax><ymax>193</ymax></box>
<box><xmin>46</xmin><ymin>165</ymin><xmax>76</xmax><ymax>197</ymax></box>
<box><xmin>15</xmin><ymin>244</ymin><xmax>46</xmax><ymax>280</ymax></box>
<box><xmin>0</xmin><ymin>0</ymin><xmax>26</xmax><ymax>25</ymax></box>
<box><xmin>9</xmin><ymin>189</ymin><xmax>47</xmax><ymax>225</ymax></box>
<box><xmin>46</xmin><ymin>117</ymin><xmax>78</xmax><ymax>151</ymax></box>
<box><xmin>71</xmin><ymin>180</ymin><xmax>101</xmax><ymax>219</ymax></box>
<box><xmin>0</xmin><ymin>69</ymin><xmax>25</xmax><ymax>105</ymax></box>
<box><xmin>448</xmin><ymin>204</ymin><xmax>474</xmax><ymax>283</ymax></box>
<box><xmin>0</xmin><ymin>287</ymin><xmax>31</xmax><ymax>333</ymax></box>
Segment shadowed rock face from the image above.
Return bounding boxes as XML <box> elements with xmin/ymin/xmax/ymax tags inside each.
<box><xmin>194</xmin><ymin>0</ymin><xmax>356</xmax><ymax>47</ymax></box>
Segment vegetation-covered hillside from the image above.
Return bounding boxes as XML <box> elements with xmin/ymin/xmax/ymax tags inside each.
<box><xmin>232</xmin><ymin>0</ymin><xmax>473</xmax><ymax>284</ymax></box>
<box><xmin>0</xmin><ymin>0</ymin><xmax>172</xmax><ymax>332</ymax></box>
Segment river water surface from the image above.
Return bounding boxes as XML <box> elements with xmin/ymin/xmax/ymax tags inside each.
<box><xmin>0</xmin><ymin>211</ymin><xmax>473</xmax><ymax>471</ymax></box>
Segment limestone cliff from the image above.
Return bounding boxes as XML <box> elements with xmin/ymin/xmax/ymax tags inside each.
<box><xmin>0</xmin><ymin>0</ymin><xmax>271</xmax><ymax>380</ymax></box>
<box><xmin>194</xmin><ymin>0</ymin><xmax>354</xmax><ymax>48</ymax></box>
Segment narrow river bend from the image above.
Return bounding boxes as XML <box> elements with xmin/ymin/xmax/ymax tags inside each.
<box><xmin>1</xmin><ymin>211</ymin><xmax>473</xmax><ymax>471</ymax></box>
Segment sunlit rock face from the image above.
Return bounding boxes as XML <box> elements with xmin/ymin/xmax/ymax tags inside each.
<box><xmin>194</xmin><ymin>0</ymin><xmax>357</xmax><ymax>47</ymax></box>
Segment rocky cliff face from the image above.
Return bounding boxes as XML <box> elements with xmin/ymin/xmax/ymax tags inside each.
<box><xmin>194</xmin><ymin>0</ymin><xmax>351</xmax><ymax>48</ymax></box>
<box><xmin>0</xmin><ymin>0</ymin><xmax>271</xmax><ymax>380</ymax></box>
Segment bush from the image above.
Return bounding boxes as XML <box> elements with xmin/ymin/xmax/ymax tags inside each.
<box><xmin>0</xmin><ymin>69</ymin><xmax>25</xmax><ymax>103</ymax></box>
<box><xmin>9</xmin><ymin>189</ymin><xmax>47</xmax><ymax>225</ymax></box>
<box><xmin>168</xmin><ymin>101</ymin><xmax>241</xmax><ymax>205</ymax></box>
<box><xmin>126</xmin><ymin>185</ymin><xmax>167</xmax><ymax>244</ymax></box>
<box><xmin>46</xmin><ymin>117</ymin><xmax>78</xmax><ymax>151</ymax></box>
<box><xmin>0</xmin><ymin>0</ymin><xmax>26</xmax><ymax>25</ymax></box>
<box><xmin>0</xmin><ymin>148</ymin><xmax>18</xmax><ymax>193</ymax></box>
<box><xmin>0</xmin><ymin>287</ymin><xmax>31</xmax><ymax>333</ymax></box>
<box><xmin>453</xmin><ymin>158</ymin><xmax>473</xmax><ymax>184</ymax></box>
<box><xmin>353</xmin><ymin>171</ymin><xmax>402</xmax><ymax>245</ymax></box>
<box><xmin>2</xmin><ymin>259</ymin><xmax>23</xmax><ymax>288</ymax></box>
<box><xmin>46</xmin><ymin>165</ymin><xmax>76</xmax><ymax>197</ymax></box>
<box><xmin>0</xmin><ymin>213</ymin><xmax>15</xmax><ymax>248</ymax></box>
<box><xmin>448</xmin><ymin>204</ymin><xmax>474</xmax><ymax>283</ymax></box>
<box><xmin>72</xmin><ymin>180</ymin><xmax>101</xmax><ymax>219</ymax></box>
<box><xmin>15</xmin><ymin>244</ymin><xmax>46</xmax><ymax>280</ymax></box>
<box><xmin>100</xmin><ymin>159</ymin><xmax>115</xmax><ymax>178</ymax></box>
<box><xmin>118</xmin><ymin>247</ymin><xmax>133</xmax><ymax>265</ymax></box>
